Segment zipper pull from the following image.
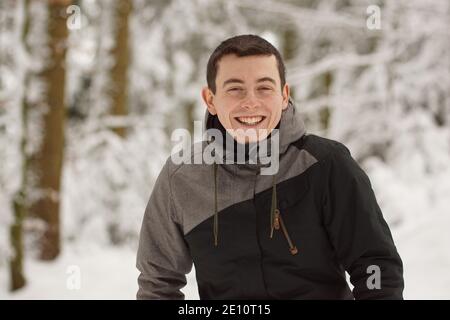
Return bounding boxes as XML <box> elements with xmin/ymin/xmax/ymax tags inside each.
<box><xmin>277</xmin><ymin>212</ymin><xmax>299</xmax><ymax>255</ymax></box>
<box><xmin>270</xmin><ymin>209</ymin><xmax>281</xmax><ymax>238</ymax></box>
<box><xmin>289</xmin><ymin>246</ymin><xmax>299</xmax><ymax>255</ymax></box>
<box><xmin>273</xmin><ymin>209</ymin><xmax>280</xmax><ymax>230</ymax></box>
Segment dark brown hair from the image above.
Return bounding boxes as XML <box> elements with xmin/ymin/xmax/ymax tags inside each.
<box><xmin>206</xmin><ymin>34</ymin><xmax>286</xmax><ymax>94</ymax></box>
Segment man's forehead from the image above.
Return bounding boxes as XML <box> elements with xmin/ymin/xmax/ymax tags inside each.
<box><xmin>217</xmin><ymin>54</ymin><xmax>277</xmax><ymax>69</ymax></box>
<box><xmin>216</xmin><ymin>54</ymin><xmax>279</xmax><ymax>81</ymax></box>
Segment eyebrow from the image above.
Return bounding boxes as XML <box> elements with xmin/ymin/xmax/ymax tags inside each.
<box><xmin>256</xmin><ymin>77</ymin><xmax>277</xmax><ymax>85</ymax></box>
<box><xmin>222</xmin><ymin>78</ymin><xmax>244</xmax><ymax>87</ymax></box>
<box><xmin>222</xmin><ymin>77</ymin><xmax>277</xmax><ymax>88</ymax></box>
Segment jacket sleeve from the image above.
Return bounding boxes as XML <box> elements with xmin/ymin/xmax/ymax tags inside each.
<box><xmin>322</xmin><ymin>142</ymin><xmax>404</xmax><ymax>300</ymax></box>
<box><xmin>136</xmin><ymin>159</ymin><xmax>193</xmax><ymax>299</ymax></box>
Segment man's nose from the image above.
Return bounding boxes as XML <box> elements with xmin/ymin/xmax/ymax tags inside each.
<box><xmin>241</xmin><ymin>91</ymin><xmax>259</xmax><ymax>109</ymax></box>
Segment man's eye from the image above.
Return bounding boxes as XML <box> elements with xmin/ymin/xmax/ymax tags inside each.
<box><xmin>259</xmin><ymin>87</ymin><xmax>272</xmax><ymax>91</ymax></box>
<box><xmin>228</xmin><ymin>88</ymin><xmax>242</xmax><ymax>91</ymax></box>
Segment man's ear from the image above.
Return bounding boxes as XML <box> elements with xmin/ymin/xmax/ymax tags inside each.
<box><xmin>281</xmin><ymin>83</ymin><xmax>290</xmax><ymax>110</ymax></box>
<box><xmin>201</xmin><ymin>86</ymin><xmax>217</xmax><ymax>115</ymax></box>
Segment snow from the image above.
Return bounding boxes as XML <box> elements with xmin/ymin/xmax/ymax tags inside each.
<box><xmin>0</xmin><ymin>245</ymin><xmax>139</xmax><ymax>300</ymax></box>
<box><xmin>395</xmin><ymin>212</ymin><xmax>450</xmax><ymax>300</ymax></box>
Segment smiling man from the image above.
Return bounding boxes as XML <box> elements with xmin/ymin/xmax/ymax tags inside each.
<box><xmin>202</xmin><ymin>52</ymin><xmax>289</xmax><ymax>144</ymax></box>
<box><xmin>136</xmin><ymin>34</ymin><xmax>404</xmax><ymax>300</ymax></box>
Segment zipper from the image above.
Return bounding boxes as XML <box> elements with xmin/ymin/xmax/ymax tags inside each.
<box><xmin>272</xmin><ymin>209</ymin><xmax>298</xmax><ymax>255</ymax></box>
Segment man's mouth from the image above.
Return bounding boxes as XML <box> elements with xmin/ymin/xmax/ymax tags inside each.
<box><xmin>235</xmin><ymin>116</ymin><xmax>266</xmax><ymax>126</ymax></box>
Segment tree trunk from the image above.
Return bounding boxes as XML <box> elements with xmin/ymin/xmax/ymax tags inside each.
<box><xmin>9</xmin><ymin>0</ymin><xmax>32</xmax><ymax>292</ymax></box>
<box><xmin>10</xmin><ymin>189</ymin><xmax>27</xmax><ymax>291</ymax></box>
<box><xmin>31</xmin><ymin>0</ymin><xmax>70</xmax><ymax>261</ymax></box>
<box><xmin>282</xmin><ymin>26</ymin><xmax>298</xmax><ymax>99</ymax></box>
<box><xmin>319</xmin><ymin>71</ymin><xmax>332</xmax><ymax>131</ymax></box>
<box><xmin>110</xmin><ymin>0</ymin><xmax>131</xmax><ymax>137</ymax></box>
<box><xmin>10</xmin><ymin>153</ymin><xmax>28</xmax><ymax>290</ymax></box>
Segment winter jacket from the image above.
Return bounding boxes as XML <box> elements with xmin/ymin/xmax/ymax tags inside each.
<box><xmin>136</xmin><ymin>99</ymin><xmax>404</xmax><ymax>300</ymax></box>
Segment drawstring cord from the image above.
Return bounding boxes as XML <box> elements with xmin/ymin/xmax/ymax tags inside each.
<box><xmin>270</xmin><ymin>174</ymin><xmax>277</xmax><ymax>238</ymax></box>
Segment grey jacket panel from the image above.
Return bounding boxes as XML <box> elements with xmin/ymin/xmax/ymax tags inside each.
<box><xmin>136</xmin><ymin>158</ymin><xmax>193</xmax><ymax>299</ymax></box>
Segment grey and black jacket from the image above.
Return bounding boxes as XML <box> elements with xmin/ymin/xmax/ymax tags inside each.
<box><xmin>136</xmin><ymin>100</ymin><xmax>404</xmax><ymax>300</ymax></box>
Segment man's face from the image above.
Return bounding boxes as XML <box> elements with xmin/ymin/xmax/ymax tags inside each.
<box><xmin>202</xmin><ymin>54</ymin><xmax>290</xmax><ymax>143</ymax></box>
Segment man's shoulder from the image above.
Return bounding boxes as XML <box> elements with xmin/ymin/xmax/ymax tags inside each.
<box><xmin>299</xmin><ymin>134</ymin><xmax>369</xmax><ymax>182</ymax></box>
<box><xmin>163</xmin><ymin>140</ymin><xmax>212</xmax><ymax>181</ymax></box>
<box><xmin>298</xmin><ymin>133</ymin><xmax>352</xmax><ymax>162</ymax></box>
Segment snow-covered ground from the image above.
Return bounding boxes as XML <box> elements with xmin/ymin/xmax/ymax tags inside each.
<box><xmin>394</xmin><ymin>212</ymin><xmax>450</xmax><ymax>299</ymax></box>
<box><xmin>1</xmin><ymin>211</ymin><xmax>449</xmax><ymax>300</ymax></box>
<box><xmin>0</xmin><ymin>245</ymin><xmax>140</xmax><ymax>300</ymax></box>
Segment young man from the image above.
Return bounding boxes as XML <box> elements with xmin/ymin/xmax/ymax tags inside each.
<box><xmin>136</xmin><ymin>35</ymin><xmax>404</xmax><ymax>299</ymax></box>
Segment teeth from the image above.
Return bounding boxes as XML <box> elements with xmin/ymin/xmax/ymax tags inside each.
<box><xmin>237</xmin><ymin>116</ymin><xmax>264</xmax><ymax>125</ymax></box>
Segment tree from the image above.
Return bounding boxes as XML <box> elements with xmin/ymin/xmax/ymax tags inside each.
<box><xmin>8</xmin><ymin>0</ymin><xmax>31</xmax><ymax>292</ymax></box>
<box><xmin>30</xmin><ymin>0</ymin><xmax>70</xmax><ymax>261</ymax></box>
<box><xmin>109</xmin><ymin>0</ymin><xmax>131</xmax><ymax>137</ymax></box>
